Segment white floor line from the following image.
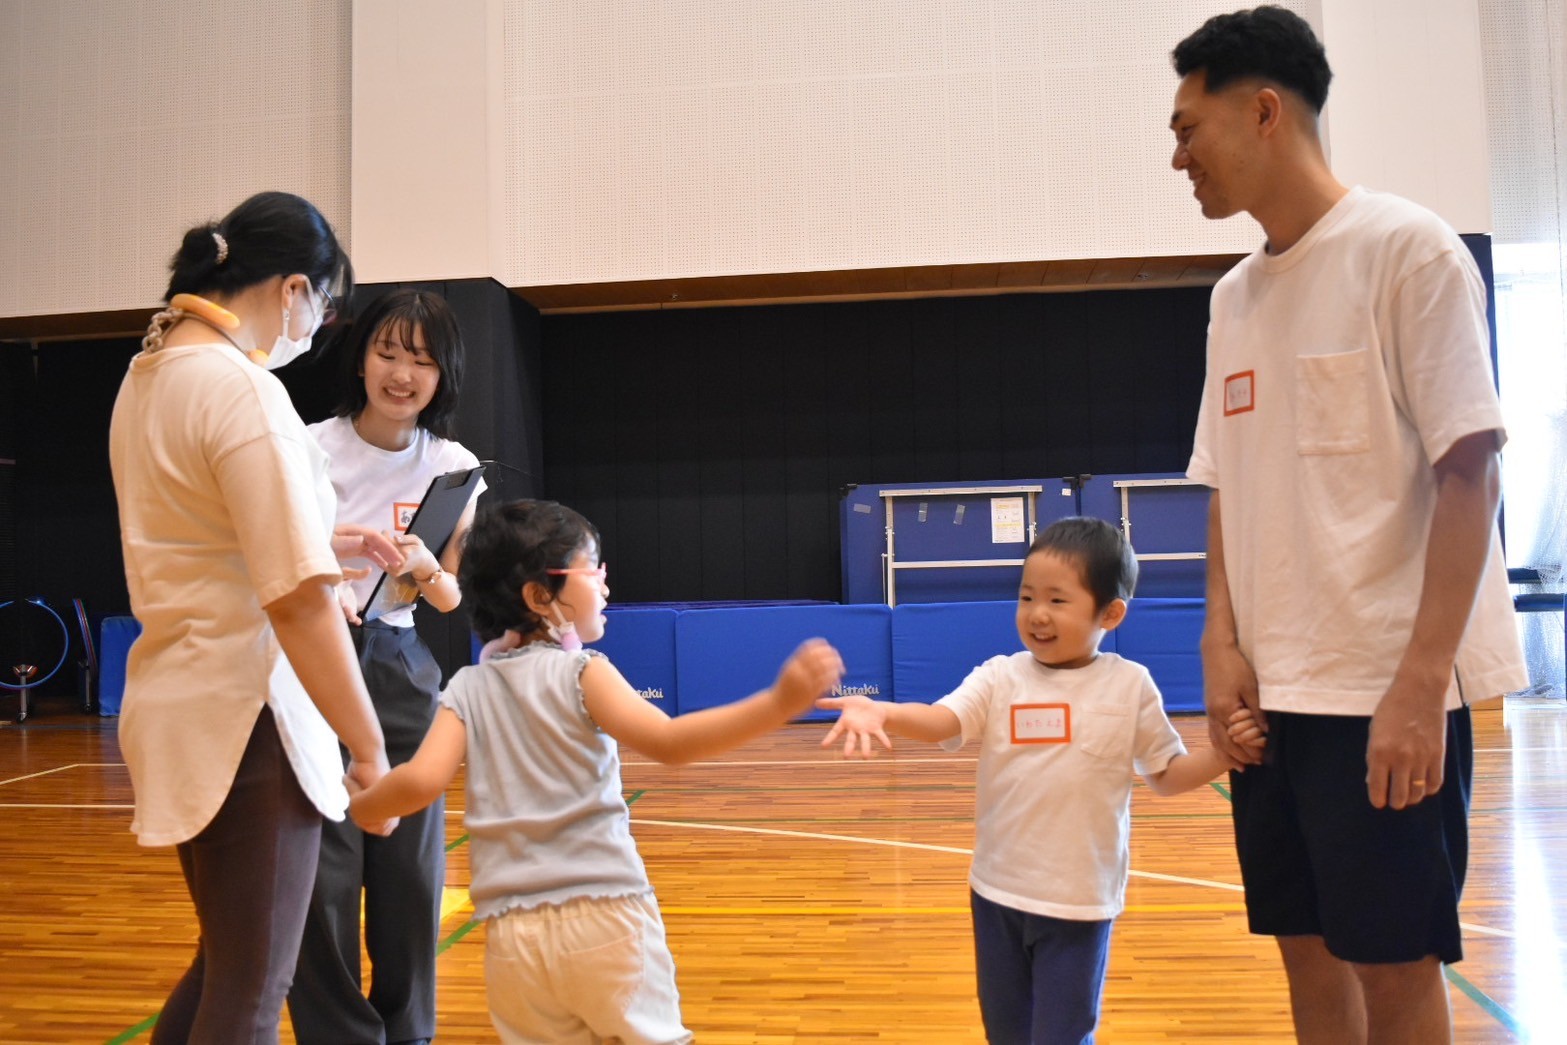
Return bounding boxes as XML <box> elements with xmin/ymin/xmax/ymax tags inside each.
<box><xmin>627</xmin><ymin>816</ymin><xmax>1522</xmax><ymax>942</ymax></box>
<box><xmin>0</xmin><ymin>764</ymin><xmax>83</xmax><ymax>787</ymax></box>
<box><xmin>0</xmin><ymin>808</ymin><xmax>134</xmax><ymax>814</ymax></box>
<box><xmin>622</xmin><ymin>757</ymin><xmax>979</xmax><ymax>767</ymax></box>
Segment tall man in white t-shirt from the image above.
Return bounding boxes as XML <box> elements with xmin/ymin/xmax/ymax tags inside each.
<box><xmin>1168</xmin><ymin>7</ymin><xmax>1528</xmax><ymax>1044</ymax></box>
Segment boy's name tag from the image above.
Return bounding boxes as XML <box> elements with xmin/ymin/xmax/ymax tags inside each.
<box><xmin>1011</xmin><ymin>703</ymin><xmax>1070</xmax><ymax>744</ymax></box>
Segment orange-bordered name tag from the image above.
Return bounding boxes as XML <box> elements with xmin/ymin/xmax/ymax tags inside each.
<box><xmin>1011</xmin><ymin>703</ymin><xmax>1070</xmax><ymax>744</ymax></box>
<box><xmin>1223</xmin><ymin>370</ymin><xmax>1255</xmax><ymax>416</ymax></box>
<box><xmin>393</xmin><ymin>502</ymin><xmax>419</xmax><ymax>531</ymax></box>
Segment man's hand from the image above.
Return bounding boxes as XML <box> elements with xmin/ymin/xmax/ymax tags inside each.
<box><xmin>1202</xmin><ymin>640</ymin><xmax>1264</xmax><ymax>768</ymax></box>
<box><xmin>1366</xmin><ymin>674</ymin><xmax>1446</xmax><ymax>810</ymax></box>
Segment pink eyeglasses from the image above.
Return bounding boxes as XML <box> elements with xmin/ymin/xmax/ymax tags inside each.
<box><xmin>545</xmin><ymin>563</ymin><xmax>607</xmax><ymax>583</ymax></box>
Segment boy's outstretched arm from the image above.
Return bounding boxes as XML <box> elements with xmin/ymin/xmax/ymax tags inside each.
<box><xmin>583</xmin><ymin>639</ymin><xmax>845</xmax><ymax>766</ymax></box>
<box><xmin>815</xmin><ymin>695</ymin><xmax>963</xmax><ymax>758</ymax></box>
<box><xmin>1142</xmin><ymin>706</ymin><xmax>1263</xmax><ymax>795</ymax></box>
<box><xmin>349</xmin><ymin>706</ymin><xmax>468</xmax><ymax>827</ymax></box>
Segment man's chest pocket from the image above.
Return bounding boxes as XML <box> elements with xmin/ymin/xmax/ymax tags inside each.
<box><xmin>1294</xmin><ymin>349</ymin><xmax>1372</xmax><ymax>455</ymax></box>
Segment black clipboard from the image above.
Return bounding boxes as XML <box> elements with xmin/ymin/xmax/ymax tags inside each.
<box><xmin>360</xmin><ymin>465</ymin><xmax>486</xmax><ymax>622</ymax></box>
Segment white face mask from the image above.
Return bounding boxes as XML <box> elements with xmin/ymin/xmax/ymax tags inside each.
<box><xmin>259</xmin><ymin>289</ymin><xmax>322</xmax><ymax>371</ymax></box>
<box><xmin>545</xmin><ymin>604</ymin><xmax>582</xmax><ymax>652</ymax></box>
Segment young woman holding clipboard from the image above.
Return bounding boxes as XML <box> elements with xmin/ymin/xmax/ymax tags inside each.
<box><xmin>289</xmin><ymin>289</ymin><xmax>485</xmax><ymax>1045</ymax></box>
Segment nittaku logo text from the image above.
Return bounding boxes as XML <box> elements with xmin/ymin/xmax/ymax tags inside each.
<box><xmin>637</xmin><ymin>688</ymin><xmax>665</xmax><ymax>701</ymax></box>
<box><xmin>830</xmin><ymin>683</ymin><xmax>880</xmax><ymax>697</ymax></box>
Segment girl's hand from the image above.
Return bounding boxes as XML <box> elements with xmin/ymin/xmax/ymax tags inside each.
<box><xmin>770</xmin><ymin>639</ymin><xmax>846</xmax><ymax>717</ymax></box>
<box><xmin>393</xmin><ymin>532</ymin><xmax>441</xmax><ymax>583</ymax></box>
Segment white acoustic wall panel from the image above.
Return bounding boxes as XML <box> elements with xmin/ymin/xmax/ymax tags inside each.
<box><xmin>0</xmin><ymin>0</ymin><xmax>352</xmax><ymax>320</ymax></box>
<box><xmin>501</xmin><ymin>0</ymin><xmax>1325</xmax><ymax>288</ymax></box>
<box><xmin>1318</xmin><ymin>0</ymin><xmax>1492</xmax><ymax>234</ymax></box>
<box><xmin>1481</xmin><ymin>0</ymin><xmax>1566</xmax><ymax>246</ymax></box>
<box><xmin>501</xmin><ymin>0</ymin><xmax>1501</xmax><ymax>288</ymax></box>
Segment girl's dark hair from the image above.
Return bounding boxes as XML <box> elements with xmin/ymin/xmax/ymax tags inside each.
<box><xmin>164</xmin><ymin>190</ymin><xmax>354</xmax><ymax>306</ymax></box>
<box><xmin>1172</xmin><ymin>5</ymin><xmax>1333</xmax><ymax>113</ymax></box>
<box><xmin>330</xmin><ymin>289</ymin><xmax>467</xmax><ymax>439</ymax></box>
<box><xmin>461</xmin><ymin>499</ymin><xmax>602</xmax><ymax>642</ymax></box>
<box><xmin>1027</xmin><ymin>516</ymin><xmax>1139</xmax><ymax>610</ymax></box>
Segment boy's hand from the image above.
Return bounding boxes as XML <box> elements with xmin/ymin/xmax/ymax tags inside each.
<box><xmin>816</xmin><ymin>694</ymin><xmax>893</xmax><ymax>758</ymax></box>
<box><xmin>1226</xmin><ymin>704</ymin><xmax>1266</xmax><ymax>754</ymax></box>
<box><xmin>771</xmin><ymin>639</ymin><xmax>846</xmax><ymax>717</ymax></box>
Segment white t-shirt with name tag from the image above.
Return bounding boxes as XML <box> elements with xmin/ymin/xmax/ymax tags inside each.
<box><xmin>309</xmin><ymin>415</ymin><xmax>484</xmax><ymax>629</ymax></box>
<box><xmin>1188</xmin><ymin>186</ymin><xmax>1528</xmax><ymax>715</ymax></box>
<box><xmin>937</xmin><ymin>652</ymin><xmax>1185</xmax><ymax>921</ymax></box>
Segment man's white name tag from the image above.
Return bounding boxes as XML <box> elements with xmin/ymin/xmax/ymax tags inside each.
<box><xmin>1011</xmin><ymin>703</ymin><xmax>1070</xmax><ymax>744</ymax></box>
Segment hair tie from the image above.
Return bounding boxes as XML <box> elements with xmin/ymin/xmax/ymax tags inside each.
<box><xmin>212</xmin><ymin>231</ymin><xmax>229</xmax><ymax>265</ymax></box>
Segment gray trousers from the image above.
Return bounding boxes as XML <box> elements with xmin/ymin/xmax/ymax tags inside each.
<box><xmin>153</xmin><ymin>705</ymin><xmax>322</xmax><ymax>1045</ymax></box>
<box><xmin>288</xmin><ymin>621</ymin><xmax>447</xmax><ymax>1045</ymax></box>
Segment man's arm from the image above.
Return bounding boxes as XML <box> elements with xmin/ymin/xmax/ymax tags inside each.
<box><xmin>1200</xmin><ymin>490</ymin><xmax>1263</xmax><ymax>767</ymax></box>
<box><xmin>1366</xmin><ymin>429</ymin><xmax>1501</xmax><ymax>810</ymax></box>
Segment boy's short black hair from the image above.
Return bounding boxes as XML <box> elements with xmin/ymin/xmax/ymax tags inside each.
<box><xmin>1027</xmin><ymin>516</ymin><xmax>1138</xmax><ymax>610</ymax></box>
<box><xmin>460</xmin><ymin>499</ymin><xmax>601</xmax><ymax>642</ymax></box>
<box><xmin>1172</xmin><ymin>5</ymin><xmax>1333</xmax><ymax>113</ymax></box>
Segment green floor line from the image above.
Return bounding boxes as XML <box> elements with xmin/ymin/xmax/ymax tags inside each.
<box><xmin>107</xmin><ymin>831</ymin><xmax>481</xmax><ymax>1043</ymax></box>
<box><xmin>1209</xmin><ymin>780</ymin><xmax>1232</xmax><ymax>800</ymax></box>
<box><xmin>103</xmin><ymin>1014</ymin><xmax>156</xmax><ymax>1045</ymax></box>
<box><xmin>1207</xmin><ymin>776</ymin><xmax>1524</xmax><ymax>1038</ymax></box>
<box><xmin>1445</xmin><ymin>966</ymin><xmax>1525</xmax><ymax>1038</ymax></box>
<box><xmin>626</xmin><ymin>788</ymin><xmax>646</xmax><ymax>804</ymax></box>
<box><xmin>436</xmin><ymin>916</ymin><xmax>482</xmax><ymax>955</ymax></box>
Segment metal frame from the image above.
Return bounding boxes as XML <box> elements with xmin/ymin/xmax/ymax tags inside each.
<box><xmin>880</xmin><ymin>485</ymin><xmax>1042</xmax><ymax>607</ymax></box>
<box><xmin>1112</xmin><ymin>478</ymin><xmax>1207</xmax><ymax>562</ymax></box>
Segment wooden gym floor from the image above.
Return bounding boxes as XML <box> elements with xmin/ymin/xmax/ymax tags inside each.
<box><xmin>1</xmin><ymin>697</ymin><xmax>1562</xmax><ymax>1043</ymax></box>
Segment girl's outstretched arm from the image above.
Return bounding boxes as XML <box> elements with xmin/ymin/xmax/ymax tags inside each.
<box><xmin>582</xmin><ymin>640</ymin><xmax>844</xmax><ymax>766</ymax></box>
<box><xmin>349</xmin><ymin>706</ymin><xmax>467</xmax><ymax>827</ymax></box>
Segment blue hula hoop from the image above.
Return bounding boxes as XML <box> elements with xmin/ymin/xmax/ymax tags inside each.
<box><xmin>0</xmin><ymin>597</ymin><xmax>71</xmax><ymax>690</ymax></box>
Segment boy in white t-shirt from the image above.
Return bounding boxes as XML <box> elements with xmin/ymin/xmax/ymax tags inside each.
<box><xmin>818</xmin><ymin>517</ymin><xmax>1260</xmax><ymax>1043</ymax></box>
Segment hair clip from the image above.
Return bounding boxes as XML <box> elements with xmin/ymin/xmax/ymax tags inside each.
<box><xmin>212</xmin><ymin>230</ymin><xmax>229</xmax><ymax>265</ymax></box>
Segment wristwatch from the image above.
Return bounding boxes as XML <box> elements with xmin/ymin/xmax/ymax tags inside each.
<box><xmin>417</xmin><ymin>566</ymin><xmax>445</xmax><ymax>586</ymax></box>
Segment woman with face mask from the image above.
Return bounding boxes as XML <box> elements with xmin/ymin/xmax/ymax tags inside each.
<box><xmin>109</xmin><ymin>191</ymin><xmax>397</xmax><ymax>1042</ymax></box>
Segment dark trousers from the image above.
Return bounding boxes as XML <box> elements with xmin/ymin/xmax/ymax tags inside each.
<box><xmin>153</xmin><ymin>706</ymin><xmax>322</xmax><ymax>1045</ymax></box>
<box><xmin>288</xmin><ymin>621</ymin><xmax>446</xmax><ymax>1045</ymax></box>
<box><xmin>971</xmin><ymin>889</ymin><xmax>1113</xmax><ymax>1045</ymax></box>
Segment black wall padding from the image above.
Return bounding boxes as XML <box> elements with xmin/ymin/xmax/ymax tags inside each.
<box><xmin>540</xmin><ymin>287</ymin><xmax>1212</xmax><ymax>604</ymax></box>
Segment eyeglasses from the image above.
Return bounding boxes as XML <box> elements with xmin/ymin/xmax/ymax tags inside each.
<box><xmin>317</xmin><ymin>286</ymin><xmax>338</xmax><ymax>325</ymax></box>
<box><xmin>546</xmin><ymin>563</ymin><xmax>607</xmax><ymax>583</ymax></box>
